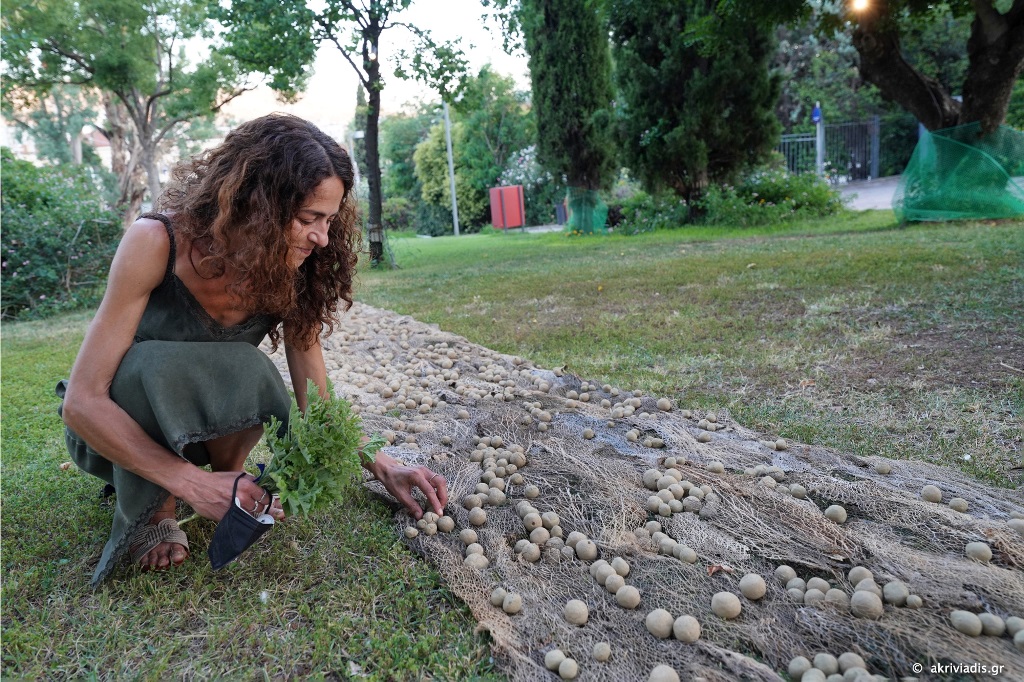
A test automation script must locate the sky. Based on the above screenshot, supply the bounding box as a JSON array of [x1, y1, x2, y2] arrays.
[[220, 0, 530, 142]]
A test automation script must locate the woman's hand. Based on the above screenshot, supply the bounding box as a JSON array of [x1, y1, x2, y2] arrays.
[[367, 451, 448, 519], [180, 470, 287, 523]]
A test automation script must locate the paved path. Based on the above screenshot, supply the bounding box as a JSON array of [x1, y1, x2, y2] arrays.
[[839, 175, 900, 210]]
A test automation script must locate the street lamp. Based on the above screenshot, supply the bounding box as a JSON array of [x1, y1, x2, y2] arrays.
[[442, 98, 460, 237]]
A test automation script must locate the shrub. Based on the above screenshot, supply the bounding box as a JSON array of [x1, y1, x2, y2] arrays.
[[1, 148, 122, 319], [382, 196, 416, 232], [613, 191, 691, 235], [699, 170, 846, 227]]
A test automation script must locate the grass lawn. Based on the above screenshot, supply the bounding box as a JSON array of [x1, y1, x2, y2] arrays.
[[2, 209, 1020, 680], [359, 211, 1022, 487], [1, 315, 497, 680]]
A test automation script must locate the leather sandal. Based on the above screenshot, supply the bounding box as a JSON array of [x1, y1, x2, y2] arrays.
[[129, 518, 190, 569]]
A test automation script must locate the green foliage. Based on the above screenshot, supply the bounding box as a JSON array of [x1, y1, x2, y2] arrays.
[[261, 379, 386, 517], [381, 110, 435, 202], [1007, 78, 1024, 131], [382, 196, 416, 232], [609, 0, 781, 201], [1, 149, 122, 319], [699, 169, 846, 227], [520, 0, 615, 190], [612, 191, 691, 234], [413, 123, 490, 233]]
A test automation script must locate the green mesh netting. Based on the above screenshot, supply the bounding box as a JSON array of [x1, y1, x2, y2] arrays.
[[893, 122, 1024, 222], [565, 187, 608, 234]]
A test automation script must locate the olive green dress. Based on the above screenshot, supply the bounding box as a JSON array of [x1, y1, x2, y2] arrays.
[[57, 213, 291, 586]]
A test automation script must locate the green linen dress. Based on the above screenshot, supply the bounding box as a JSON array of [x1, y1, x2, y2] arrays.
[[57, 213, 292, 586]]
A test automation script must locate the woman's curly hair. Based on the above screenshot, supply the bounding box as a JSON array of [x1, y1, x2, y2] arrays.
[[159, 113, 359, 351]]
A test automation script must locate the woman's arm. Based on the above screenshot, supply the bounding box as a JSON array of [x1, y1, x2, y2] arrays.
[[284, 337, 448, 519], [62, 219, 265, 522]]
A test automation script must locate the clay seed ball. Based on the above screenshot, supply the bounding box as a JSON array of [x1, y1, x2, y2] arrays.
[[458, 528, 478, 545], [589, 559, 609, 578], [824, 589, 850, 609], [604, 574, 625, 594], [1006, 616, 1024, 636], [711, 592, 742, 619], [566, 531, 586, 548], [646, 609, 674, 638], [787, 588, 806, 602], [790, 483, 807, 499], [657, 397, 672, 411], [854, 579, 882, 598], [813, 653, 839, 675], [436, 516, 455, 533], [949, 610, 982, 636], [874, 461, 892, 475], [558, 658, 578, 680], [739, 573, 767, 600], [521, 542, 541, 563], [787, 577, 807, 592], [545, 649, 566, 671], [803, 589, 826, 606], [404, 526, 419, 539], [882, 580, 909, 606], [921, 484, 943, 503], [463, 494, 483, 510], [542, 511, 560, 529], [1009, 518, 1024, 537], [616, 584, 641, 609], [948, 497, 969, 513], [824, 505, 848, 524], [648, 664, 681, 682], [575, 539, 598, 561], [524, 484, 540, 499], [643, 469, 662, 489], [707, 461, 725, 474], [800, 670, 826, 682], [849, 591, 884, 619], [672, 615, 701, 642], [464, 554, 489, 569], [490, 587, 507, 607], [465, 542, 484, 556], [965, 541, 992, 563], [1015, 630, 1024, 652], [847, 566, 873, 585], [502, 593, 522, 614], [806, 577, 830, 593], [595, 563, 616, 586], [592, 642, 611, 662], [905, 594, 923, 609], [788, 656, 812, 680], [468, 507, 487, 526], [775, 565, 798, 585], [530, 527, 551, 545], [837, 652, 866, 673], [611, 557, 631, 577], [564, 599, 589, 625], [645, 520, 662, 534], [979, 612, 1006, 636], [672, 544, 697, 563], [523, 512, 542, 531]]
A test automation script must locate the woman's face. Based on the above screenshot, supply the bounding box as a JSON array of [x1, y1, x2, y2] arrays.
[[288, 175, 346, 269]]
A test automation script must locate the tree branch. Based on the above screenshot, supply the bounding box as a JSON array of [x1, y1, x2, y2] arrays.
[[971, 0, 1007, 44], [317, 17, 371, 88]]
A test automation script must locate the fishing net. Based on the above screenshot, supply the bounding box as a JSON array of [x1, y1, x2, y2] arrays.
[[565, 187, 608, 234], [893, 122, 1024, 222], [265, 302, 1024, 681]]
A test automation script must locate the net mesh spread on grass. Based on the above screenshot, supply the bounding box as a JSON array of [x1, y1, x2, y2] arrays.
[[265, 303, 1024, 681], [894, 122, 1024, 222]]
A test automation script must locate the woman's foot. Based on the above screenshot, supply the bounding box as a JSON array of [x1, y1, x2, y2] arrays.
[[130, 497, 190, 571]]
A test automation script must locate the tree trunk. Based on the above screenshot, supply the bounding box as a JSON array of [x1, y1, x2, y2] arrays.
[[142, 142, 163, 209], [854, 0, 1024, 133], [366, 59, 385, 266], [961, 1, 1024, 134], [103, 95, 146, 229]]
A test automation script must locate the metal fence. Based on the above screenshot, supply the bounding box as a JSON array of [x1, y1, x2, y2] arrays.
[[777, 116, 881, 184]]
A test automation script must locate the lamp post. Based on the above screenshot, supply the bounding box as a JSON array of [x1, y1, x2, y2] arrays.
[[442, 100, 460, 236]]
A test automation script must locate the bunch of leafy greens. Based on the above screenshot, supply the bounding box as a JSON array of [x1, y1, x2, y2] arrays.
[[261, 380, 386, 517]]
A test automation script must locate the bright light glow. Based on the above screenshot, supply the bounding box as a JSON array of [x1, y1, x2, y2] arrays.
[[852, 0, 869, 10]]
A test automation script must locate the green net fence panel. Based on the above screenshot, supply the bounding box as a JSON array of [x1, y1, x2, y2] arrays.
[[566, 187, 608, 234], [893, 122, 1024, 222]]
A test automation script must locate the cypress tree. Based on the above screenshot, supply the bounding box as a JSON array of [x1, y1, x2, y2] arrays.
[[608, 0, 781, 203], [521, 0, 615, 192]]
